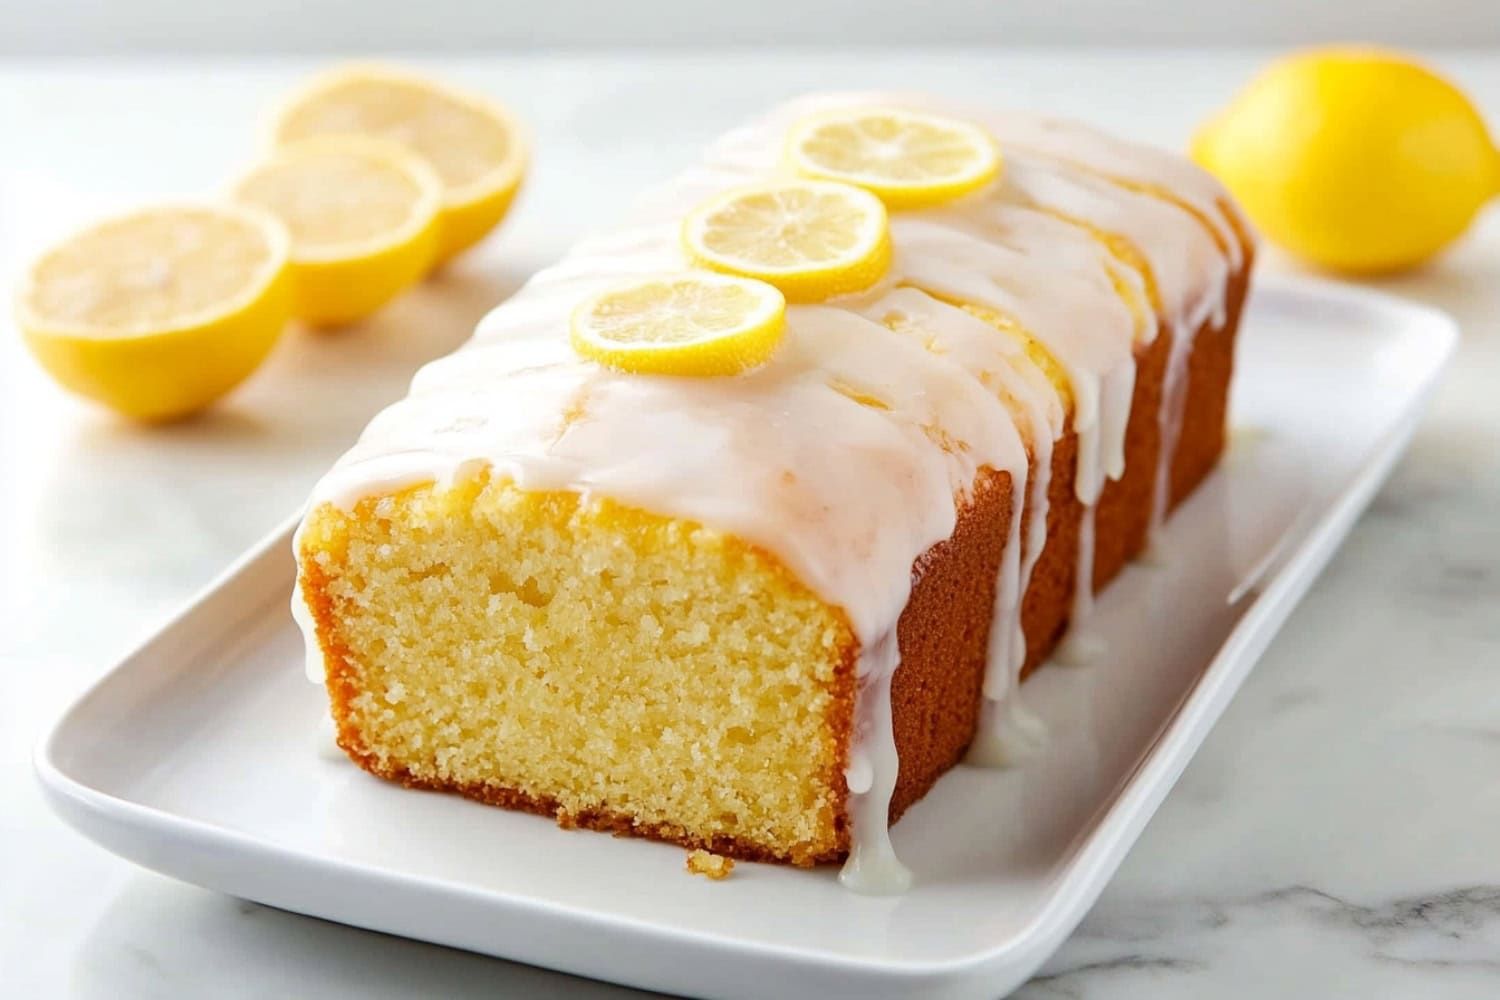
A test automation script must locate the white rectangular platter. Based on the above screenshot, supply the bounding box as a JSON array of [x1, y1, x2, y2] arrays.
[[38, 274, 1455, 1000]]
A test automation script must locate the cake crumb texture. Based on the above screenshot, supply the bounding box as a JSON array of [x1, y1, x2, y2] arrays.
[[298, 476, 857, 866], [686, 849, 735, 880]]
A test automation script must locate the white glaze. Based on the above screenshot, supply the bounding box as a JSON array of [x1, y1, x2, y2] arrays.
[[854, 287, 1058, 710], [978, 106, 1249, 271], [290, 578, 325, 684], [966, 694, 1049, 767], [292, 93, 1242, 893], [1057, 502, 1106, 666], [704, 91, 1249, 606], [839, 632, 913, 894]]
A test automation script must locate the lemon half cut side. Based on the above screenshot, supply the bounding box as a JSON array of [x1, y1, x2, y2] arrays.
[[16, 203, 292, 421], [233, 136, 442, 326], [270, 65, 529, 265]]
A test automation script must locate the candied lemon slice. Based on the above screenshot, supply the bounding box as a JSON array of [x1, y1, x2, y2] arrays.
[[681, 180, 891, 302], [786, 107, 1002, 209], [570, 273, 786, 377], [269, 64, 529, 264], [15, 204, 292, 421], [233, 136, 441, 327]]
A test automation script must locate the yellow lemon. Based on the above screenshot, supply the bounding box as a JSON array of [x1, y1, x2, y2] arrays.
[[1193, 48, 1499, 274], [785, 107, 1002, 209], [269, 65, 529, 265], [16, 204, 292, 421], [233, 136, 441, 327], [570, 273, 786, 377], [682, 179, 891, 302]]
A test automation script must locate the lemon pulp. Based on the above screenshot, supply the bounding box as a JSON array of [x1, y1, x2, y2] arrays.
[[16, 204, 292, 420], [234, 136, 441, 326], [271, 66, 529, 264]]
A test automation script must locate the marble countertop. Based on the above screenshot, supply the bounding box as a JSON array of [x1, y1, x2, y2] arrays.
[[2, 49, 1498, 999]]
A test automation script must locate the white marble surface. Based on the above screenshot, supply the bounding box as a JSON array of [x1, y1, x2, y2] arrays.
[[1, 49, 1497, 999]]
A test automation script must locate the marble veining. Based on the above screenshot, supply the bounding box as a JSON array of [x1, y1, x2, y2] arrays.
[[1022, 885, 1500, 998]]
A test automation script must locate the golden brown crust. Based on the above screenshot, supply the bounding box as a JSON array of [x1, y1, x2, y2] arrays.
[[1018, 426, 1083, 679], [887, 468, 1012, 822], [299, 557, 374, 768], [1169, 294, 1241, 508], [1092, 330, 1170, 589], [356, 750, 830, 867], [884, 254, 1253, 822]]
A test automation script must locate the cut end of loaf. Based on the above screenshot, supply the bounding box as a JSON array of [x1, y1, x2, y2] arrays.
[[297, 472, 857, 865]]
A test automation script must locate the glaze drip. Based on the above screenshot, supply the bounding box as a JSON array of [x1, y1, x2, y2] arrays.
[[839, 631, 913, 894]]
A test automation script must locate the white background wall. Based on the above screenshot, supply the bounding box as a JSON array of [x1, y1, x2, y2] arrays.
[[3, 0, 1500, 55]]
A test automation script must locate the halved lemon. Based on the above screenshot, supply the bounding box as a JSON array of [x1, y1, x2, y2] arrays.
[[786, 107, 1002, 209], [570, 273, 786, 377], [232, 136, 441, 327], [16, 204, 292, 421], [681, 180, 891, 302], [269, 65, 529, 265]]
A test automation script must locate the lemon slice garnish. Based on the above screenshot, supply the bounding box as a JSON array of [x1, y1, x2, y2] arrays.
[[570, 273, 786, 377], [681, 180, 892, 302], [15, 204, 292, 421], [269, 65, 529, 265], [233, 136, 442, 327], [786, 107, 1002, 209]]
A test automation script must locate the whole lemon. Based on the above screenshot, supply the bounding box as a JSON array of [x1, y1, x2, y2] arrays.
[[1193, 48, 1498, 274]]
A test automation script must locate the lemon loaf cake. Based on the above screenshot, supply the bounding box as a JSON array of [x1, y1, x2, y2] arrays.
[[294, 93, 1255, 892]]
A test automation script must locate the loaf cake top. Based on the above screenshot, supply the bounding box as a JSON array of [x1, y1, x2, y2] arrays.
[[306, 91, 1244, 624]]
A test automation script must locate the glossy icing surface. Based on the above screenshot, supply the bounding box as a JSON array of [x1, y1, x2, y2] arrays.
[[295, 92, 1248, 893]]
